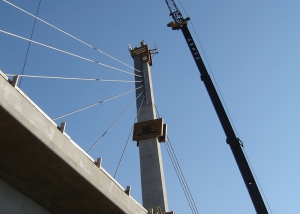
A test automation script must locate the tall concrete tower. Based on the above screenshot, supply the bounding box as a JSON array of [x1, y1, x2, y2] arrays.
[[130, 42, 168, 212]]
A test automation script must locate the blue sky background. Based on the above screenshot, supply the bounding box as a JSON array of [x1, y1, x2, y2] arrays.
[[1, 0, 299, 213]]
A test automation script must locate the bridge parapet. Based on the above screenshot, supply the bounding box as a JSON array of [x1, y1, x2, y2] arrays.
[[0, 70, 147, 214]]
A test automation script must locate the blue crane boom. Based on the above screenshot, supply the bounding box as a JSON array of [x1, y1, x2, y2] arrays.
[[164, 0, 268, 213]]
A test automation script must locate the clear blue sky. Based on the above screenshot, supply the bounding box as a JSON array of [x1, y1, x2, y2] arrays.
[[1, 0, 299, 213]]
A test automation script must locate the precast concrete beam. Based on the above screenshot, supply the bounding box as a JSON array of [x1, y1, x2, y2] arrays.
[[0, 70, 147, 214]]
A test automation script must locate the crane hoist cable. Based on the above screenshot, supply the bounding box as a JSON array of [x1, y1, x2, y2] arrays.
[[19, 0, 42, 88], [163, 0, 269, 213]]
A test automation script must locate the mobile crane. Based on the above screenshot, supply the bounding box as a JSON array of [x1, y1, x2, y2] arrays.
[[164, 0, 268, 213]]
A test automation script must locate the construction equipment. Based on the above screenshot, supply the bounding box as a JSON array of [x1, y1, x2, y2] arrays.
[[157, 206, 164, 214], [163, 0, 268, 213], [157, 206, 175, 214]]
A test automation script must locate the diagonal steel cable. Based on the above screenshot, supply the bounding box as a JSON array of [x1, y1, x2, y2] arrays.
[[165, 137, 199, 214], [0, 30, 141, 77], [87, 91, 144, 153], [3, 0, 141, 74], [156, 106, 199, 214], [113, 97, 145, 178], [19, 0, 42, 88], [6, 74, 141, 82], [52, 86, 143, 120], [164, 140, 197, 214]]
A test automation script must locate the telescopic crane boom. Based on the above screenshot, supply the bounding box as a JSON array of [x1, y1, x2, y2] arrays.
[[164, 0, 268, 213]]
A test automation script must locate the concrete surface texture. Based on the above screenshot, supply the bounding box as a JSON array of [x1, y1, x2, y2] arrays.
[[0, 178, 51, 214], [0, 70, 147, 214], [133, 52, 169, 212]]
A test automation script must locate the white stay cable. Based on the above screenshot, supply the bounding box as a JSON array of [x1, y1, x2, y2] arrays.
[[87, 91, 144, 153], [113, 97, 145, 178], [0, 30, 141, 77], [5, 74, 141, 83], [3, 0, 141, 73], [52, 86, 143, 120]]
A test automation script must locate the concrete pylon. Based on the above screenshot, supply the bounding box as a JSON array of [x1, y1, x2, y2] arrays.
[[130, 43, 168, 212]]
